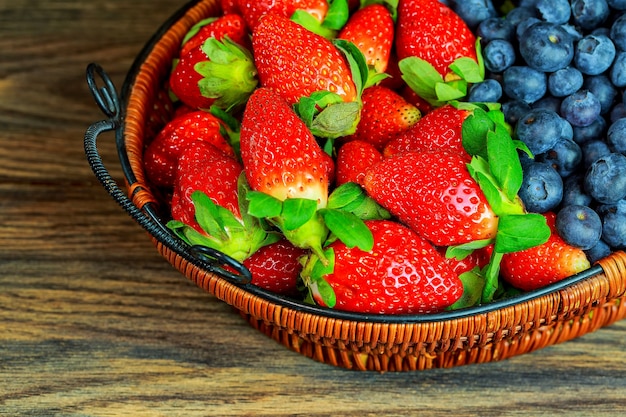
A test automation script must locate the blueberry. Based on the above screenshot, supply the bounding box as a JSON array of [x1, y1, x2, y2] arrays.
[[453, 0, 497, 30], [519, 22, 575, 72], [503, 66, 547, 103], [519, 162, 564, 212], [560, 90, 602, 127], [516, 17, 542, 39], [572, 116, 607, 145], [574, 34, 616, 75], [537, 138, 583, 177], [570, 0, 610, 31], [468, 79, 503, 103], [582, 75, 618, 115], [549, 67, 584, 97], [560, 23, 584, 42], [555, 205, 603, 250], [581, 140, 612, 168], [562, 174, 594, 206], [558, 116, 575, 141], [532, 96, 562, 113], [606, 117, 626, 154], [536, 0, 571, 24], [502, 100, 532, 125], [477, 17, 515, 42], [506, 6, 538, 27], [584, 239, 612, 263], [610, 103, 626, 122], [584, 152, 626, 203], [607, 0, 626, 10], [483, 39, 517, 73], [610, 14, 626, 50], [601, 200, 626, 249], [515, 108, 564, 155], [610, 52, 626, 87]]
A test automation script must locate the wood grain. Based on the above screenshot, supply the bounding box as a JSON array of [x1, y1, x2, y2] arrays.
[[1, 1, 625, 416]]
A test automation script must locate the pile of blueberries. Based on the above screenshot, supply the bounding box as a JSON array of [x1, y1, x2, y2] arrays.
[[443, 0, 626, 262]]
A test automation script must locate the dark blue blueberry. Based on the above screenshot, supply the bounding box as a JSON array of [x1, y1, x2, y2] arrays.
[[515, 108, 564, 155], [610, 52, 626, 87], [483, 39, 517, 73], [502, 100, 532, 125], [503, 66, 547, 103], [477, 17, 515, 42], [555, 205, 603, 250], [505, 6, 538, 27], [574, 34, 616, 75], [549, 67, 584, 97], [560, 90, 602, 127], [453, 0, 497, 30], [582, 75, 618, 115], [560, 24, 584, 42], [610, 14, 626, 50], [584, 152, 626, 203], [572, 116, 607, 144], [537, 138, 583, 177], [607, 0, 626, 10], [519, 22, 575, 72], [558, 116, 575, 141], [582, 140, 612, 168], [570, 0, 610, 31], [584, 239, 612, 263], [601, 200, 626, 249], [606, 117, 626, 154], [562, 174, 594, 206], [468, 79, 503, 103], [536, 0, 571, 24], [610, 103, 626, 122], [516, 17, 542, 40], [518, 162, 564, 212], [532, 96, 562, 113]]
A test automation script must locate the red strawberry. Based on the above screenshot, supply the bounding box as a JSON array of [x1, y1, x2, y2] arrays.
[[383, 104, 471, 157], [337, 4, 394, 74], [240, 87, 334, 258], [348, 85, 421, 151], [362, 150, 498, 246], [335, 140, 383, 186], [244, 239, 307, 296], [220, 0, 241, 15], [180, 14, 251, 57], [303, 219, 463, 314], [500, 212, 591, 291], [143, 110, 235, 188], [168, 140, 279, 262], [237, 0, 328, 31], [252, 14, 357, 106], [169, 21, 257, 111]]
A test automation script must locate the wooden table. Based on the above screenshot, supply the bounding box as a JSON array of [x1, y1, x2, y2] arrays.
[[1, 1, 625, 415]]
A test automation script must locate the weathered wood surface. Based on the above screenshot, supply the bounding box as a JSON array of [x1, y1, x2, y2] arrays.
[[1, 1, 625, 415]]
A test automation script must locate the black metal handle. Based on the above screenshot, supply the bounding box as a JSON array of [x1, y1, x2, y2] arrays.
[[83, 63, 252, 285]]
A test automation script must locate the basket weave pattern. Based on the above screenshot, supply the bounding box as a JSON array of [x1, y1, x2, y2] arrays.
[[122, 0, 626, 371]]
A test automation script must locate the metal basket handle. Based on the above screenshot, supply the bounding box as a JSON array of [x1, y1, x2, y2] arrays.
[[83, 63, 252, 285]]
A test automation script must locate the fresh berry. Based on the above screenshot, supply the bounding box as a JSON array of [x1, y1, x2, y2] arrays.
[[237, 0, 328, 31], [502, 65, 547, 104], [536, 0, 571, 24], [518, 22, 575, 72], [555, 204, 602, 250], [574, 33, 616, 76], [302, 219, 463, 314], [560, 89, 602, 127], [335, 140, 383, 186], [600, 200, 626, 249], [518, 161, 564, 213], [363, 150, 498, 246], [179, 13, 251, 57], [584, 152, 626, 204], [500, 212, 590, 291], [244, 239, 307, 296], [514, 108, 564, 155], [452, 0, 497, 31], [570, 0, 610, 31], [536, 138, 583, 178], [548, 67, 584, 97], [468, 79, 503, 103]]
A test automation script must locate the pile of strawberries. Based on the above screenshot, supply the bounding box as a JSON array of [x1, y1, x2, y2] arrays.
[[142, 0, 591, 315]]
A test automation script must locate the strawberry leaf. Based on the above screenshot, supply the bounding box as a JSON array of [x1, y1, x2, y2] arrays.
[[462, 107, 494, 159], [360, 0, 399, 21], [308, 248, 337, 308], [482, 251, 503, 303], [487, 124, 523, 201], [323, 0, 350, 30], [319, 208, 374, 251], [494, 214, 550, 254], [328, 182, 391, 220], [333, 38, 369, 97], [399, 56, 444, 106], [181, 17, 218, 46], [291, 10, 337, 39], [447, 267, 485, 310], [192, 191, 231, 240], [281, 198, 318, 231], [246, 191, 283, 218], [327, 182, 364, 209], [309, 100, 361, 138], [434, 80, 467, 103], [446, 239, 493, 260], [449, 57, 484, 84]]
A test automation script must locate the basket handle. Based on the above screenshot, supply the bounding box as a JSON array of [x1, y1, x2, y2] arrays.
[[83, 63, 252, 286]]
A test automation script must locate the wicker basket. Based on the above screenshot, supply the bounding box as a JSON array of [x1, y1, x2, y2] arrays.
[[84, 0, 626, 372]]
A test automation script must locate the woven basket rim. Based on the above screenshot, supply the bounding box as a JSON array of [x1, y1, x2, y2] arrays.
[[116, 0, 626, 326]]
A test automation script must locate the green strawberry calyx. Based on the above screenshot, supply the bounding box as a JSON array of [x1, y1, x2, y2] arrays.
[[290, 0, 350, 40], [447, 102, 551, 304], [399, 38, 485, 108], [194, 37, 258, 112], [181, 17, 219, 46]]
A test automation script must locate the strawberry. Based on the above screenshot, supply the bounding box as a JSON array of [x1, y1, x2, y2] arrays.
[[395, 0, 483, 106], [220, 0, 240, 15], [169, 21, 257, 111], [335, 140, 383, 186], [337, 4, 394, 74], [167, 140, 279, 262], [301, 219, 463, 314], [252, 14, 356, 106], [244, 239, 307, 296], [179, 14, 251, 58], [362, 149, 498, 246], [383, 103, 470, 157], [143, 110, 236, 188], [500, 212, 591, 291], [348, 85, 421, 151], [237, 0, 328, 31]]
